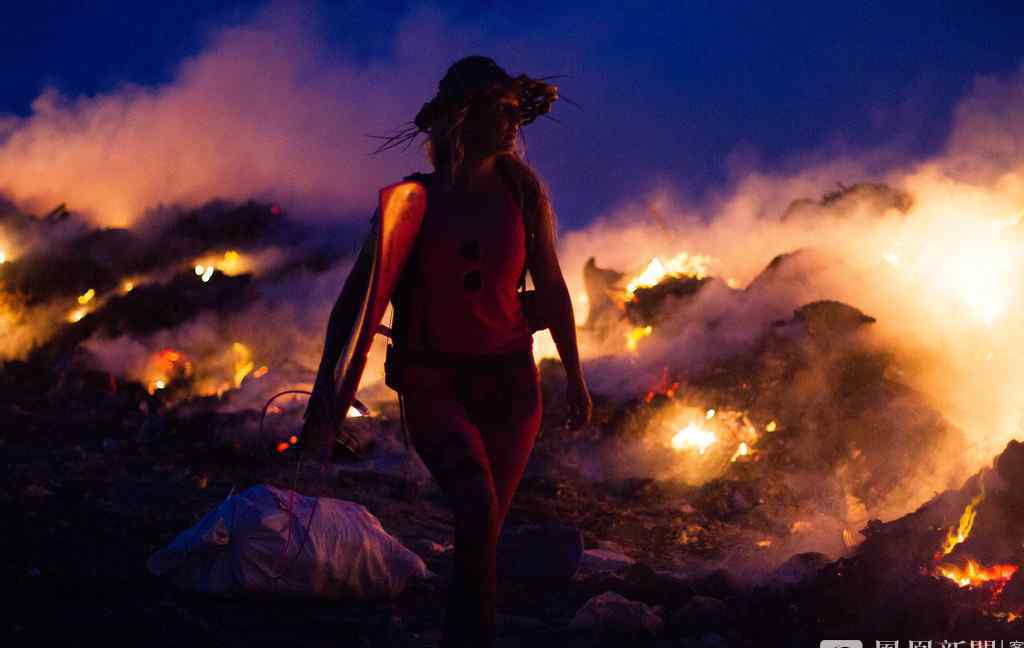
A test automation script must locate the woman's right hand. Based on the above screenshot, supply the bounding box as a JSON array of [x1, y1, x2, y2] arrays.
[[565, 373, 592, 431]]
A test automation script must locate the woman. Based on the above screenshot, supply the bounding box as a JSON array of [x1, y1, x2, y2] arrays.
[[310, 56, 591, 648]]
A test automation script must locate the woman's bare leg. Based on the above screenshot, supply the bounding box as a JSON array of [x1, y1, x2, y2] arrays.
[[404, 375, 502, 648]]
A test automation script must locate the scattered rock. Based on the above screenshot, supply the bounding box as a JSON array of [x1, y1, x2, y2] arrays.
[[497, 521, 583, 583], [570, 590, 664, 638], [597, 539, 631, 554], [581, 548, 636, 572], [672, 595, 731, 632], [767, 551, 831, 588]]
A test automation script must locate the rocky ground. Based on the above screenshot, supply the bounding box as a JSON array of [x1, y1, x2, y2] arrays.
[[7, 354, 1024, 648]]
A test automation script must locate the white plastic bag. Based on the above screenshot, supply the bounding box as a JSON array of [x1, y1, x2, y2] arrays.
[[148, 484, 428, 599]]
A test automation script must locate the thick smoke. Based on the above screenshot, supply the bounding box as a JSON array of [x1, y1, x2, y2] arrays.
[[562, 64, 1024, 526], [0, 4, 464, 227]]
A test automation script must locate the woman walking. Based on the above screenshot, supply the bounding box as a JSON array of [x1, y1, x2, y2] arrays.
[[309, 56, 591, 648]]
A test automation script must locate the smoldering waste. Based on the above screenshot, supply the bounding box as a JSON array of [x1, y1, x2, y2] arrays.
[[5, 184, 1024, 645]]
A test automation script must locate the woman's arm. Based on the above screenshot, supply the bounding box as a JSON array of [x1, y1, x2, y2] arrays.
[[528, 198, 592, 429], [302, 214, 378, 449]]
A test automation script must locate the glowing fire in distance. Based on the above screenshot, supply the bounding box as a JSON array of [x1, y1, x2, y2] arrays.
[[624, 252, 715, 299]]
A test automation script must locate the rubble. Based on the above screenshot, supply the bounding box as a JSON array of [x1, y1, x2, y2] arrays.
[[5, 188, 1023, 645], [766, 551, 832, 588], [671, 595, 732, 634], [569, 590, 664, 639], [580, 547, 637, 572]]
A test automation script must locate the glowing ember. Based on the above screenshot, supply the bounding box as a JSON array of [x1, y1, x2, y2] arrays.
[[122, 280, 135, 293], [347, 405, 364, 418], [625, 325, 652, 351], [790, 520, 812, 534], [671, 422, 717, 455], [67, 308, 87, 323], [289, 435, 298, 445], [194, 250, 247, 282], [756, 539, 772, 548], [146, 348, 191, 395], [765, 420, 777, 432], [624, 251, 714, 298], [159, 349, 182, 363], [276, 442, 290, 453], [253, 365, 269, 379], [842, 528, 856, 548], [730, 442, 750, 462], [705, 408, 716, 420], [221, 250, 241, 272], [937, 559, 1018, 589], [232, 342, 254, 387], [77, 288, 95, 305]]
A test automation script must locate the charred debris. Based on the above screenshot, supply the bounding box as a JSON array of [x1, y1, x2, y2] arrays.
[[5, 184, 1021, 645]]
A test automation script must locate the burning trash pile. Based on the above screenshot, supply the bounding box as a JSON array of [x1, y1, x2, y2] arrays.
[[0, 198, 381, 455], [790, 438, 1024, 638], [7, 175, 1024, 644], [544, 186, 966, 534]]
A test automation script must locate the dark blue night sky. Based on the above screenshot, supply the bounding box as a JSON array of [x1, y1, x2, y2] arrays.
[[2, 1, 1023, 229]]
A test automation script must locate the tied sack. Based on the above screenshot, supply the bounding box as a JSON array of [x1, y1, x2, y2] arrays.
[[147, 484, 428, 599]]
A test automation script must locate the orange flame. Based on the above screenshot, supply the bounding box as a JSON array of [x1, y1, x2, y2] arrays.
[[231, 342, 254, 387], [147, 347, 192, 394], [625, 325, 653, 352], [937, 559, 1017, 589], [624, 252, 714, 298], [671, 421, 717, 455], [930, 473, 1021, 596], [938, 489, 985, 558]]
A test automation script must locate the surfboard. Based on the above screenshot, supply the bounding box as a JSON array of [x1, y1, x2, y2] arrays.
[[302, 180, 427, 460]]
